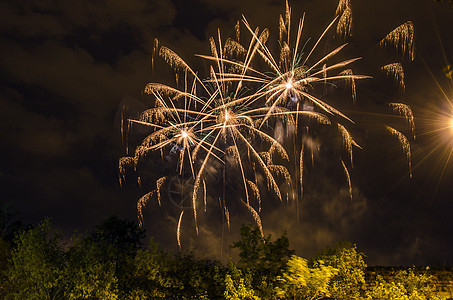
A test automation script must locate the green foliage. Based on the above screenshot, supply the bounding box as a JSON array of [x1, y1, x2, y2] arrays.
[[366, 268, 443, 300], [0, 237, 11, 298], [232, 225, 294, 274], [87, 215, 146, 298], [315, 241, 367, 299], [231, 224, 295, 298], [130, 239, 225, 299], [443, 64, 452, 79], [224, 263, 260, 300], [275, 255, 338, 299], [64, 235, 119, 299], [6, 219, 65, 300], [1, 219, 449, 299]]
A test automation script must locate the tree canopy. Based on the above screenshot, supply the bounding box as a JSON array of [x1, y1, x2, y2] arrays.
[[0, 218, 449, 299]]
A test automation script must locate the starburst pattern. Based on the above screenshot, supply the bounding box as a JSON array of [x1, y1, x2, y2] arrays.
[[119, 0, 417, 248]]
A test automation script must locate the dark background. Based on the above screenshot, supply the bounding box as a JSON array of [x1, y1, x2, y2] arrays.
[[1, 0, 452, 266]]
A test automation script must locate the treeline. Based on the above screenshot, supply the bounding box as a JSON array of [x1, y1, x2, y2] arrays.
[[0, 214, 449, 299]]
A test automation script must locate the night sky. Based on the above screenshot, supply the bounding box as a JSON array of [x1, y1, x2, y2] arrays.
[[1, 0, 453, 266]]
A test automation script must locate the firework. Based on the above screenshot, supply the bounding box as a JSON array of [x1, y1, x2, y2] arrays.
[[119, 0, 416, 249]]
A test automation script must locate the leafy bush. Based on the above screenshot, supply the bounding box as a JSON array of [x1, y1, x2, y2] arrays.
[[366, 268, 443, 300], [6, 219, 65, 300], [315, 242, 367, 299], [275, 255, 338, 299]]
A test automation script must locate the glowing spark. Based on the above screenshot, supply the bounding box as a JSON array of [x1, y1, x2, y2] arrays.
[[224, 110, 230, 122], [285, 81, 293, 89]]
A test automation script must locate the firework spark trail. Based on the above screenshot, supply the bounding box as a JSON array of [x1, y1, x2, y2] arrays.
[[386, 125, 413, 178], [337, 6, 353, 39], [235, 129, 283, 201], [241, 198, 264, 238], [389, 103, 416, 139], [177, 210, 184, 250], [118, 157, 134, 187], [299, 145, 304, 210], [338, 124, 361, 167], [340, 69, 357, 104], [340, 159, 353, 201], [336, 0, 351, 15], [137, 190, 156, 227], [155, 177, 166, 206], [380, 21, 415, 61], [202, 179, 207, 212], [246, 179, 261, 212], [192, 130, 223, 235], [381, 63, 405, 91]]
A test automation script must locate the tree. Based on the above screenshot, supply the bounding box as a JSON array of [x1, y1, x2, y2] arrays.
[[64, 235, 119, 299], [130, 239, 226, 299], [0, 237, 10, 298], [231, 224, 295, 298], [127, 238, 169, 299], [315, 242, 367, 299], [224, 263, 259, 300], [275, 255, 338, 300], [0, 201, 24, 242], [87, 215, 146, 297], [6, 219, 65, 299]]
